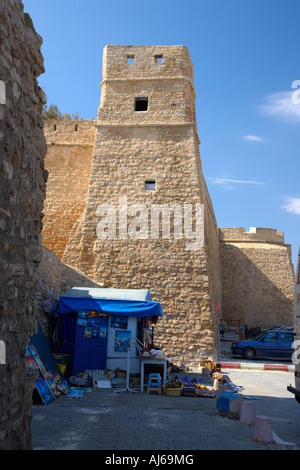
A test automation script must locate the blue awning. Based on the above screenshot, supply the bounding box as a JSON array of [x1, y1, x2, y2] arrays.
[[58, 287, 163, 318]]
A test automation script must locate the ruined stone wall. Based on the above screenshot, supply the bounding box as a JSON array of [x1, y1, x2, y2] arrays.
[[219, 227, 295, 328], [42, 120, 96, 259], [62, 45, 222, 366], [0, 0, 47, 449]]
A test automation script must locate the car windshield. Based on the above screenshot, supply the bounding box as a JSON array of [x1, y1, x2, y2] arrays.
[[253, 332, 267, 340]]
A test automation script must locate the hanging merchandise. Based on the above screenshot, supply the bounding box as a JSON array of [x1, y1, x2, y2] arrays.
[[143, 319, 150, 349], [43, 288, 53, 313]]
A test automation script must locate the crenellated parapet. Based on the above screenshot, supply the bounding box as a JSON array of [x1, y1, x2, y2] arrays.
[[219, 227, 285, 245]]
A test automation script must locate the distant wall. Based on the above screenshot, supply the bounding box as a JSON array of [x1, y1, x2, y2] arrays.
[[219, 227, 295, 328]]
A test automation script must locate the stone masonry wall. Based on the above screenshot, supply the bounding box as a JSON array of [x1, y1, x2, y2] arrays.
[[0, 0, 47, 449], [42, 120, 96, 258], [219, 227, 295, 328]]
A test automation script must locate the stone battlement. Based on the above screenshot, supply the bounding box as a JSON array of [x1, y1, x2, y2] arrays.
[[219, 227, 285, 245], [44, 119, 96, 146]]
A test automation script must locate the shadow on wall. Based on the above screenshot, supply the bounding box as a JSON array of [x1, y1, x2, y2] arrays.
[[220, 244, 294, 328], [34, 246, 100, 339]]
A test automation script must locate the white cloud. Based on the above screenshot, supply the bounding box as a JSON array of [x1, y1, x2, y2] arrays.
[[282, 197, 300, 215], [244, 134, 264, 142], [258, 90, 300, 123], [206, 176, 264, 190]]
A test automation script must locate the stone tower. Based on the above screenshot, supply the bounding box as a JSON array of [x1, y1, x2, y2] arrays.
[[63, 45, 222, 365]]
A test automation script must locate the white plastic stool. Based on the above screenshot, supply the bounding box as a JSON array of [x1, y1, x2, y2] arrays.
[[240, 401, 256, 425], [253, 415, 273, 444]]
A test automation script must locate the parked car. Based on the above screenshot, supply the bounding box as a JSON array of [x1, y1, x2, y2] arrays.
[[231, 330, 295, 360]]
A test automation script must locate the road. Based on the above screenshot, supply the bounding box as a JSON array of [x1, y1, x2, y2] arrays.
[[220, 365, 300, 448]]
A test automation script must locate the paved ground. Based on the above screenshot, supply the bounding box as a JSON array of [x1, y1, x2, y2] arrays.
[[31, 377, 268, 451], [31, 361, 300, 452], [31, 333, 299, 452]]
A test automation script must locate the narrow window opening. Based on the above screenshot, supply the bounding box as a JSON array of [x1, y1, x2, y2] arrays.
[[155, 55, 163, 63], [135, 97, 148, 112], [53, 124, 57, 131], [75, 125, 78, 131], [127, 54, 135, 64], [145, 180, 155, 191]]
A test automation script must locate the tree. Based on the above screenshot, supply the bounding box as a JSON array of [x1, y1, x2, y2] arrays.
[[62, 111, 83, 120], [42, 104, 63, 120], [42, 104, 83, 121]]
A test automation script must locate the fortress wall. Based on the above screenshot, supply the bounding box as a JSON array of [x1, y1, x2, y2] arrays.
[[42, 121, 96, 258], [219, 227, 295, 328]]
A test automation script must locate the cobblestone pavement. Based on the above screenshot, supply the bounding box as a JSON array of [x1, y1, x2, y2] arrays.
[[31, 369, 290, 452]]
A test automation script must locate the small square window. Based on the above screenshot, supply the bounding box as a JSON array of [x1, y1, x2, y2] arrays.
[[145, 180, 155, 191], [155, 55, 163, 63], [135, 97, 148, 112], [127, 54, 135, 64]]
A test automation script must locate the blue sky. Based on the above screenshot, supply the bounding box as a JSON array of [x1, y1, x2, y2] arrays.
[[23, 0, 300, 269]]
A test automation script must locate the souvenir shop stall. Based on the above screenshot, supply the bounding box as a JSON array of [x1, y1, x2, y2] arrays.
[[55, 287, 164, 379], [26, 287, 247, 404]]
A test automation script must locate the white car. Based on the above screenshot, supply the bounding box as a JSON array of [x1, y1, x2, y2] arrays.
[[263, 325, 294, 332]]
